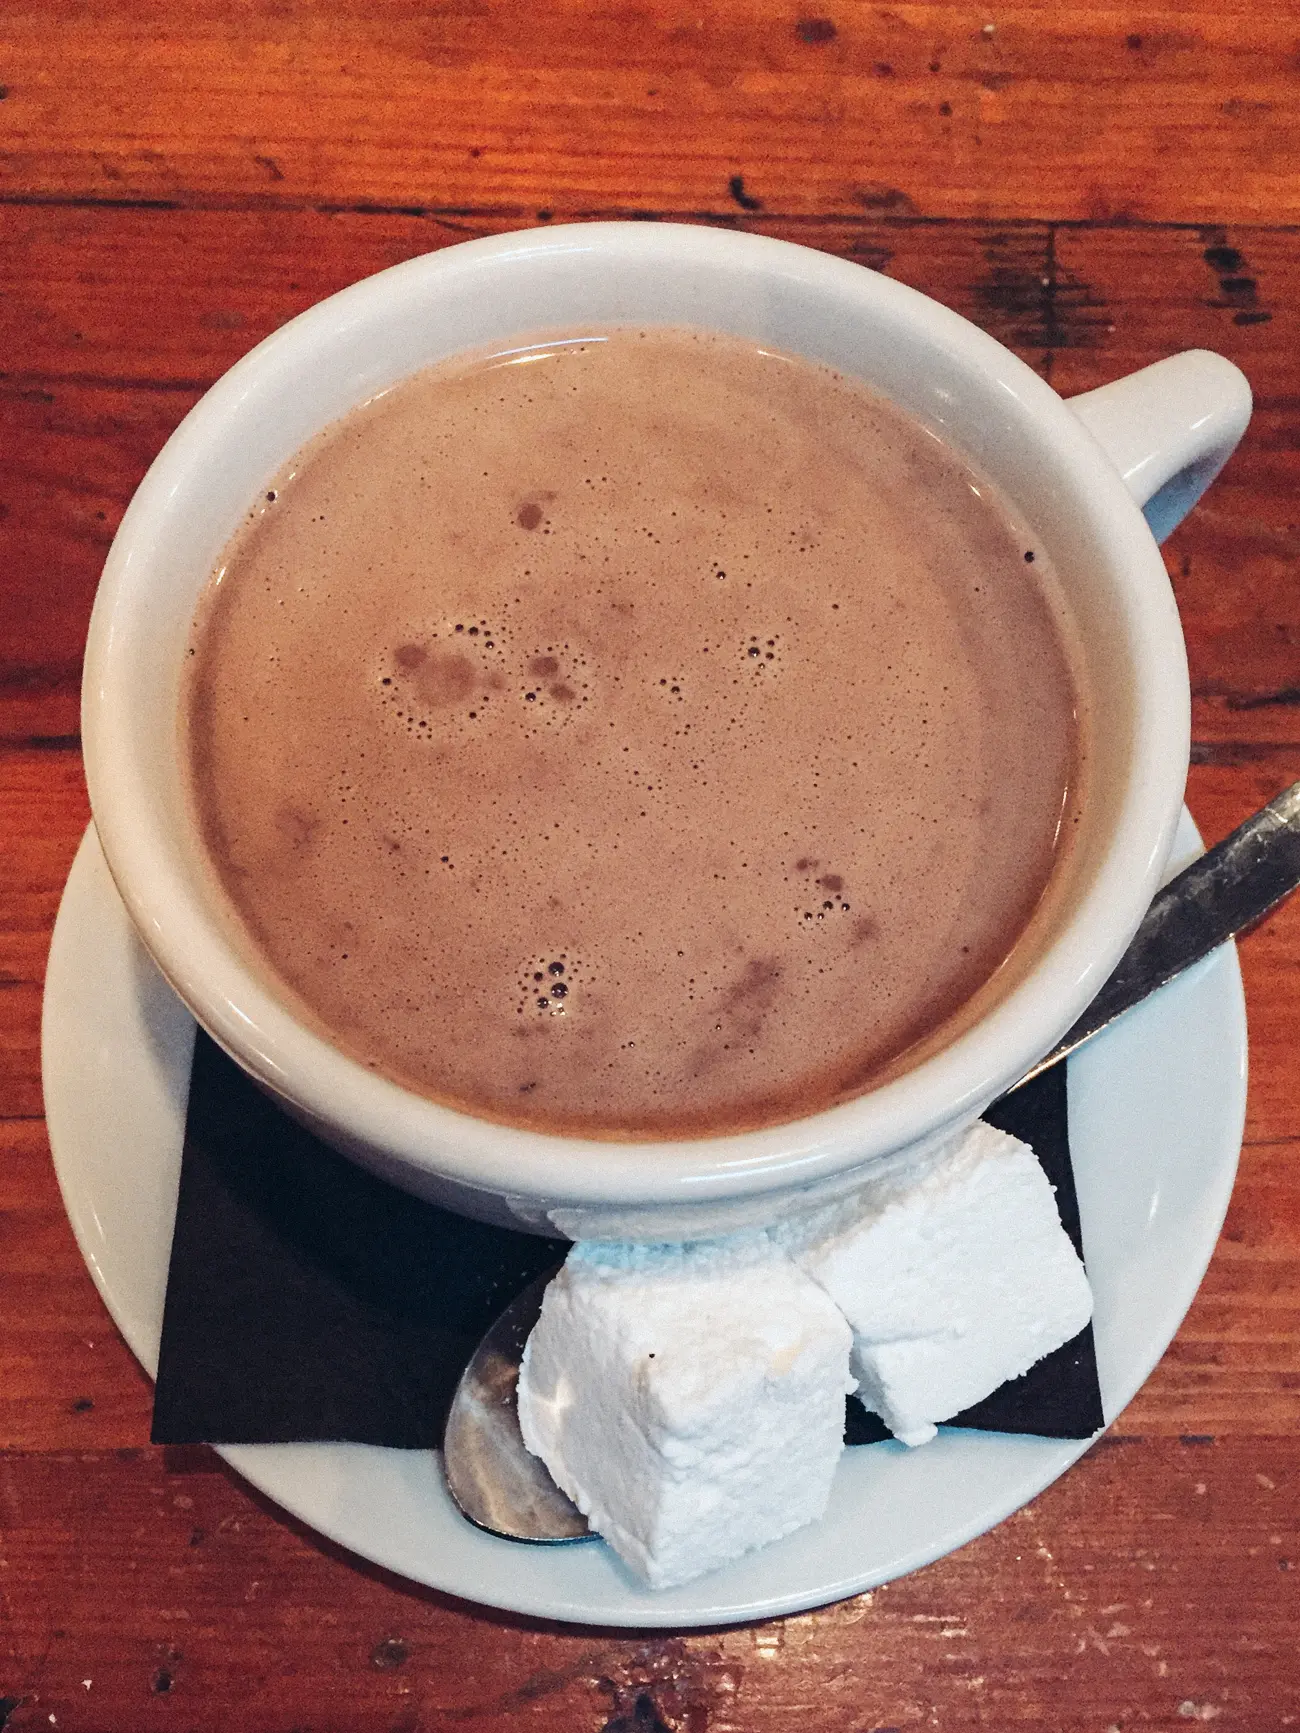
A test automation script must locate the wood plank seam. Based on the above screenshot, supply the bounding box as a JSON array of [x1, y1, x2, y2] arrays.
[[5, 191, 1300, 235]]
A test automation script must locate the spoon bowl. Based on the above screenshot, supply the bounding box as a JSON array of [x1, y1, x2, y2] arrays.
[[444, 1269, 592, 1542]]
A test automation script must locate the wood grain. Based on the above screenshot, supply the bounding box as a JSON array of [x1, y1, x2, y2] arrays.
[[3, 2, 1300, 1720], [0, 750, 87, 1117], [3, 209, 1298, 741], [0, 1437, 1295, 1731], [0, 382, 197, 742], [7, 205, 1296, 392], [0, 1120, 153, 1449], [2, 3, 1298, 223]]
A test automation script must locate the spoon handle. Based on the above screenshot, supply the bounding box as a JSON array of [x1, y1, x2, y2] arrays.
[[1017, 779, 1300, 1087]]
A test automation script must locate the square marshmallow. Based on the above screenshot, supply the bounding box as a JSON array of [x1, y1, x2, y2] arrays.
[[516, 1231, 853, 1589], [778, 1120, 1093, 1445]]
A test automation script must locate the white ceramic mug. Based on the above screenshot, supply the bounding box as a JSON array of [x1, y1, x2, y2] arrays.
[[81, 222, 1250, 1240]]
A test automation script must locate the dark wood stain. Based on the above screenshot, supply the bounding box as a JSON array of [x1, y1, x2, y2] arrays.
[[594, 1641, 734, 1733], [727, 173, 763, 211], [971, 228, 1109, 375], [1200, 227, 1273, 325], [854, 184, 918, 214], [794, 17, 836, 44], [847, 236, 893, 271], [600, 1692, 674, 1733]]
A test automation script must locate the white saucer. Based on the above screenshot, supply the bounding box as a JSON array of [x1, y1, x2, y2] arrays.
[[42, 816, 1246, 1629]]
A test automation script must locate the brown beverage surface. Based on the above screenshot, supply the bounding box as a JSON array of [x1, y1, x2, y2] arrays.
[[185, 328, 1084, 1137]]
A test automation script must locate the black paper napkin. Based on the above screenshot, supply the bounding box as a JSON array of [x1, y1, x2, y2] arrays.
[[152, 1032, 1103, 1448]]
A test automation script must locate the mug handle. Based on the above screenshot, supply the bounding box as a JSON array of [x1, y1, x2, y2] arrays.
[[1067, 350, 1252, 543]]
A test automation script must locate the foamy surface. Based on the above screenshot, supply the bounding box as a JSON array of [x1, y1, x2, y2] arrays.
[[185, 328, 1082, 1136]]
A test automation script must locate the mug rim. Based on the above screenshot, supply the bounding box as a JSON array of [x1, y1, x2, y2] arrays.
[[82, 221, 1190, 1210]]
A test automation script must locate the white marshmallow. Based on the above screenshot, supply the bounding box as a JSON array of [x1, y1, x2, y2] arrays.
[[516, 1231, 853, 1589], [778, 1120, 1093, 1446]]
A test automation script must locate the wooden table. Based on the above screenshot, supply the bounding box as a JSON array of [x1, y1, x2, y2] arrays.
[[3, 5, 1298, 1725]]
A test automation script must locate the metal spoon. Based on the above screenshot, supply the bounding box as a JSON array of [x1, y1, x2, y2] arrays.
[[443, 1268, 587, 1541], [443, 781, 1300, 1543], [1016, 776, 1300, 1085]]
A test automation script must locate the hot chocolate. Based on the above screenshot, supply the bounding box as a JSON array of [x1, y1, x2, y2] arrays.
[[183, 327, 1086, 1137]]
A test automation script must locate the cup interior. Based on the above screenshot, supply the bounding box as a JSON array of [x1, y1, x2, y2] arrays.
[[82, 223, 1189, 1220]]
